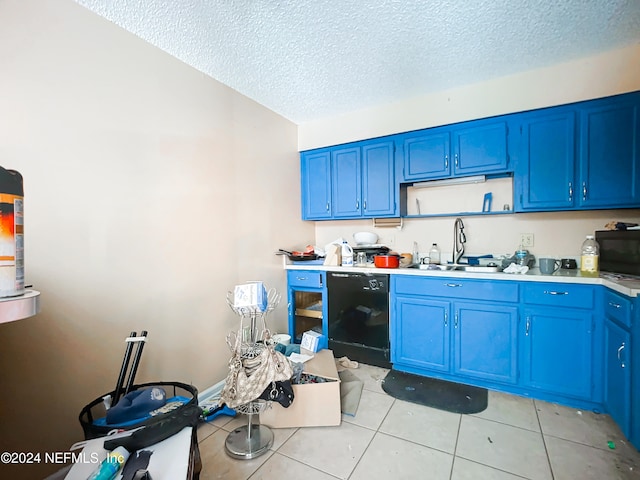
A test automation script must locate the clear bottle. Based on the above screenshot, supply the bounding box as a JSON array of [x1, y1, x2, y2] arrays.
[[580, 234, 599, 276], [428, 243, 441, 264], [515, 242, 528, 266]]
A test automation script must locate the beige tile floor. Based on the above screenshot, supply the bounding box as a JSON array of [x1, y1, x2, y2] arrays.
[[197, 364, 640, 479]]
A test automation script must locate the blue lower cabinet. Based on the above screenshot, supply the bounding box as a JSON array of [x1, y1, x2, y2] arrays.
[[392, 292, 518, 385], [454, 302, 519, 384], [604, 318, 631, 439], [521, 306, 594, 400], [287, 270, 327, 347], [392, 296, 450, 372]]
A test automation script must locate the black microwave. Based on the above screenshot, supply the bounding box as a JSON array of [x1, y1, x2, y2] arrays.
[[595, 230, 640, 276]]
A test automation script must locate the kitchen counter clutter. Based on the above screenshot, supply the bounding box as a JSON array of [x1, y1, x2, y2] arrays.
[[284, 264, 640, 452], [285, 263, 640, 296]]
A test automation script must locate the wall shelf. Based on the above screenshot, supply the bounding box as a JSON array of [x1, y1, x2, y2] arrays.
[[402, 211, 514, 219], [0, 290, 41, 325]]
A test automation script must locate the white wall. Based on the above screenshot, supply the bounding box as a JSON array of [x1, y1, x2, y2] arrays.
[[314, 210, 640, 263], [300, 43, 640, 262], [298, 43, 640, 150], [0, 1, 312, 477]]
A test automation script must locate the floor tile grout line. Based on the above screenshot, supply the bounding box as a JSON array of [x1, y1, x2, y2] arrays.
[[452, 454, 533, 480], [345, 423, 382, 479], [344, 395, 399, 480], [533, 399, 556, 480], [249, 450, 343, 480], [374, 429, 458, 458], [448, 413, 463, 480], [468, 413, 545, 435], [452, 412, 535, 480]]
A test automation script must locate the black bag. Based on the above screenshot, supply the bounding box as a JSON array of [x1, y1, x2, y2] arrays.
[[103, 404, 201, 451], [258, 380, 294, 408]]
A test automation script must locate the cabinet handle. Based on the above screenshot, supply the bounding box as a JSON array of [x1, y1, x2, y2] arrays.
[[444, 155, 448, 169], [445, 283, 463, 287], [618, 343, 626, 368], [363, 200, 367, 210], [525, 317, 531, 336], [356, 199, 359, 209], [582, 182, 587, 200], [608, 301, 621, 309], [444, 311, 448, 327], [543, 290, 568, 295], [454, 311, 458, 328], [296, 277, 307, 281], [568, 182, 573, 201], [455, 154, 459, 167], [326, 202, 330, 211]]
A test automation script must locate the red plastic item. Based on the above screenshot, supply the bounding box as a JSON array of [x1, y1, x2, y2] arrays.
[[373, 255, 400, 268]]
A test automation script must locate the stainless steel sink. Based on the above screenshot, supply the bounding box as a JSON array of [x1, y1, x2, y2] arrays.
[[407, 264, 503, 273]]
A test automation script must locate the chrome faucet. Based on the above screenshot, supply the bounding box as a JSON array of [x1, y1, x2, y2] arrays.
[[452, 218, 466, 265]]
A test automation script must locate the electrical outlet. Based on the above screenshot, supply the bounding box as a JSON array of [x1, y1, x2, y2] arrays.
[[520, 233, 534, 247]]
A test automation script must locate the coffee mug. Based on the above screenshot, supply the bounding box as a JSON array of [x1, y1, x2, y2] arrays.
[[539, 258, 561, 275], [561, 258, 577, 269]]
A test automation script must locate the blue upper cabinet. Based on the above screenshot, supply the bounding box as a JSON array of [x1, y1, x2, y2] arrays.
[[402, 128, 450, 180], [301, 149, 332, 219], [361, 140, 396, 216], [578, 97, 640, 208], [452, 120, 508, 176], [332, 147, 361, 218], [515, 92, 640, 212], [515, 110, 576, 211], [303, 91, 640, 219], [401, 118, 510, 182], [301, 139, 397, 220]]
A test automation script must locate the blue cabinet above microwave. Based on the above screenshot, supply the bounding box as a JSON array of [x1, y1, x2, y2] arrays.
[[513, 92, 640, 213]]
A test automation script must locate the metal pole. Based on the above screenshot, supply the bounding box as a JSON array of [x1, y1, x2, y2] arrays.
[[113, 331, 136, 406]]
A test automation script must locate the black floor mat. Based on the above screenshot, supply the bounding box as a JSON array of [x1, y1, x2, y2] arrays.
[[382, 369, 488, 414]]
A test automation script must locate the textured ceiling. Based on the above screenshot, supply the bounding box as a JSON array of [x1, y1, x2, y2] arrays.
[[75, 0, 640, 124]]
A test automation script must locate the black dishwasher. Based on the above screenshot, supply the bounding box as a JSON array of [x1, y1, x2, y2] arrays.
[[327, 272, 390, 369]]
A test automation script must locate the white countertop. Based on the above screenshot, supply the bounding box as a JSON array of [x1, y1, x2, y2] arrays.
[[285, 264, 640, 297]]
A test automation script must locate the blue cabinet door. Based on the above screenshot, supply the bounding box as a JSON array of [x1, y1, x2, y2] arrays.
[[454, 302, 519, 384], [332, 147, 361, 218], [579, 99, 640, 208], [301, 150, 332, 219], [392, 296, 451, 372], [362, 140, 396, 216], [516, 111, 576, 211], [402, 130, 450, 181], [522, 307, 593, 400], [452, 120, 508, 176], [287, 270, 328, 348], [604, 319, 631, 438]]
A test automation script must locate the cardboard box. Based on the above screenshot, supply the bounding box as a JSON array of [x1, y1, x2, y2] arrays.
[[300, 330, 323, 352], [260, 349, 341, 428]]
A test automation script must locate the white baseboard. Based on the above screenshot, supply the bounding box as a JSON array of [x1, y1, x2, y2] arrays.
[[198, 379, 225, 405]]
